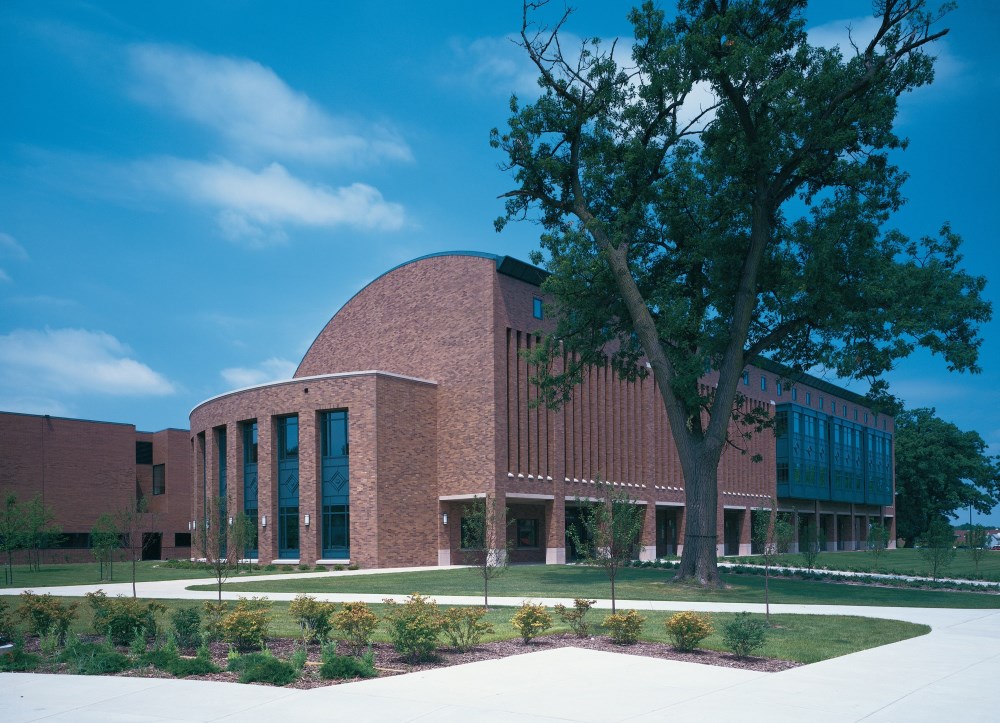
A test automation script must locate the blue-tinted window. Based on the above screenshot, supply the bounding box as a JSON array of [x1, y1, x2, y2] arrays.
[[791, 387, 797, 401], [279, 415, 298, 460], [152, 464, 165, 496], [742, 371, 749, 385], [776, 381, 783, 396], [532, 297, 543, 320], [819, 396, 824, 410], [761, 376, 767, 391], [516, 519, 539, 548], [806, 391, 811, 405]]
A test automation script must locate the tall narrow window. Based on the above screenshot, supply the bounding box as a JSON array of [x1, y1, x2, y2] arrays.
[[321, 410, 350, 559], [805, 391, 811, 405], [532, 297, 544, 320], [776, 381, 783, 396], [277, 415, 300, 559], [217, 427, 227, 557], [152, 464, 165, 495], [760, 376, 767, 391], [742, 371, 749, 385], [242, 421, 259, 558]]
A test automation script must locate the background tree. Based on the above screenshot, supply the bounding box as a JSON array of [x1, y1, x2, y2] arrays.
[[494, 0, 989, 587], [751, 504, 794, 624], [0, 493, 25, 585], [965, 524, 989, 577], [460, 495, 511, 609], [22, 495, 61, 572], [866, 522, 891, 572], [567, 480, 645, 613], [799, 518, 825, 571], [90, 513, 121, 581], [894, 408, 999, 546], [115, 492, 155, 598], [917, 519, 956, 580], [228, 511, 254, 575]]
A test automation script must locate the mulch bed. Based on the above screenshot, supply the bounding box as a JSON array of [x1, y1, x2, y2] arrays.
[[19, 634, 797, 689]]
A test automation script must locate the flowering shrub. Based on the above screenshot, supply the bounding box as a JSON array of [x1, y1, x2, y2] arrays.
[[18, 592, 78, 644], [510, 602, 552, 644], [289, 594, 335, 644], [722, 612, 768, 658], [554, 598, 596, 637], [332, 602, 379, 655], [602, 610, 645, 645], [382, 593, 443, 663], [665, 611, 713, 652], [221, 597, 271, 652], [441, 607, 494, 652]]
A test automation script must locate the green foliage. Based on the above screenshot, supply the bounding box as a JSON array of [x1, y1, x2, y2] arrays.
[[666, 611, 714, 652], [895, 409, 1000, 546], [0, 637, 41, 672], [510, 602, 552, 644], [90, 513, 120, 581], [87, 591, 163, 646], [799, 520, 825, 571], [918, 520, 957, 580], [227, 650, 298, 686], [0, 597, 15, 644], [460, 495, 511, 608], [752, 507, 795, 622], [129, 627, 148, 656], [201, 600, 229, 642], [221, 597, 271, 652], [567, 481, 645, 612], [59, 638, 132, 675], [319, 641, 378, 680], [382, 593, 443, 663], [554, 598, 596, 637], [602, 610, 645, 645], [141, 643, 220, 677], [493, 0, 988, 587], [867, 523, 891, 571], [722, 612, 769, 658], [17, 591, 78, 643], [440, 606, 494, 652], [966, 525, 991, 575], [290, 643, 307, 671], [331, 601, 379, 655], [288, 593, 334, 643], [170, 606, 202, 650]]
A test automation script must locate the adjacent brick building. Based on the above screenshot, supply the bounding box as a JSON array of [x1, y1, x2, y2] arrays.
[[189, 251, 896, 567], [0, 412, 192, 562]]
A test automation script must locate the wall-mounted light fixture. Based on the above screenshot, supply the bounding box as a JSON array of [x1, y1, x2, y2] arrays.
[[261, 514, 267, 528], [442, 512, 448, 525], [228, 516, 234, 526], [304, 514, 311, 527]]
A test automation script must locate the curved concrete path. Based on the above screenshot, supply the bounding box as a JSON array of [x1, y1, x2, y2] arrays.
[[3, 569, 999, 721]]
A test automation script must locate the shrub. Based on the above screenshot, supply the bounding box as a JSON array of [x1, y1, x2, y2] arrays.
[[441, 607, 494, 652], [665, 611, 713, 652], [382, 593, 443, 663], [18, 592, 78, 644], [602, 610, 645, 645], [227, 651, 297, 686], [554, 598, 596, 637], [319, 641, 378, 680], [347, 563, 360, 571], [331, 602, 378, 655], [722, 612, 768, 658], [298, 564, 310, 571], [171, 607, 202, 650], [140, 643, 217, 677], [86, 592, 163, 646], [221, 598, 271, 652], [0, 638, 41, 672], [289, 594, 334, 644], [59, 638, 132, 675], [510, 602, 552, 644], [290, 644, 307, 671], [0, 598, 16, 644], [333, 564, 345, 571], [201, 601, 229, 642]]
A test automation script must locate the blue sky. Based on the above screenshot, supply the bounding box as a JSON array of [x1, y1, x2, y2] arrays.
[[2, 2, 998, 522]]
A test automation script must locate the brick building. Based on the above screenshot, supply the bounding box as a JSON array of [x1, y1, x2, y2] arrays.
[[188, 251, 895, 568], [0, 412, 192, 562]]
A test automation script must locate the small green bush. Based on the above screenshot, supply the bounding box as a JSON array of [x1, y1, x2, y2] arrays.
[[171, 607, 202, 650], [18, 592, 78, 644], [441, 607, 494, 652], [264, 564, 277, 571], [602, 610, 645, 645], [319, 641, 378, 680], [59, 638, 132, 675], [0, 598, 15, 644], [228, 651, 297, 686], [0, 638, 41, 672], [382, 593, 443, 663], [332, 602, 379, 655], [665, 611, 714, 652], [221, 598, 271, 652], [347, 563, 360, 571], [290, 644, 307, 671], [289, 594, 334, 644], [140, 639, 219, 677], [201, 601, 229, 642], [298, 563, 310, 571], [510, 602, 552, 644], [554, 598, 596, 637], [86, 592, 163, 646], [722, 612, 768, 658]]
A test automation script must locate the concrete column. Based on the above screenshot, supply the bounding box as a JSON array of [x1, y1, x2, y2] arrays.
[[639, 501, 656, 561], [298, 411, 318, 565], [545, 498, 566, 564]]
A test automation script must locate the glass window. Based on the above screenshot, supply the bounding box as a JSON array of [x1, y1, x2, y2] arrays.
[[791, 387, 797, 401], [152, 464, 165, 495], [819, 396, 824, 410], [761, 376, 767, 391], [776, 381, 782, 396], [244, 422, 258, 464], [742, 371, 749, 385], [279, 416, 299, 460], [174, 532, 192, 547], [843, 404, 848, 417], [516, 519, 539, 548], [532, 297, 544, 320], [805, 391, 811, 405], [854, 408, 859, 421]]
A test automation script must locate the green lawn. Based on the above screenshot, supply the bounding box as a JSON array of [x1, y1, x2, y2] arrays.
[[746, 548, 1000, 581], [197, 565, 1000, 608], [2, 595, 927, 665], [0, 560, 318, 589]]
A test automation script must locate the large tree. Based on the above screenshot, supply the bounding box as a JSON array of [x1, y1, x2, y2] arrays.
[[493, 0, 990, 585], [894, 408, 1000, 546]]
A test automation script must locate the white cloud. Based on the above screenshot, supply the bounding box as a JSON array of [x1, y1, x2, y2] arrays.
[[0, 395, 71, 418], [0, 232, 28, 260], [448, 35, 542, 97], [134, 158, 405, 246], [127, 43, 412, 165], [0, 328, 175, 397], [0, 269, 10, 283], [221, 358, 297, 388]]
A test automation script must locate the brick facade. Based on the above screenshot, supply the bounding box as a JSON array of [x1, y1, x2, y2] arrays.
[[188, 252, 896, 567]]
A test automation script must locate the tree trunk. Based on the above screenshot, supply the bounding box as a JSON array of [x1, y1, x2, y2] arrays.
[[675, 455, 723, 587], [611, 574, 616, 614]]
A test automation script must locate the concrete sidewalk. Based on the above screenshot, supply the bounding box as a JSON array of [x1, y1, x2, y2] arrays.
[[2, 571, 999, 721]]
